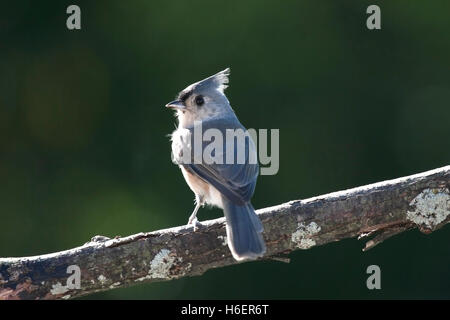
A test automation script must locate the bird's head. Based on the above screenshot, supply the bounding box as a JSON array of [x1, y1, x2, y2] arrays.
[[166, 68, 233, 127]]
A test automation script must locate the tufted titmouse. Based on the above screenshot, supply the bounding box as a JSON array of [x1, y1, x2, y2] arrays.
[[166, 68, 266, 261]]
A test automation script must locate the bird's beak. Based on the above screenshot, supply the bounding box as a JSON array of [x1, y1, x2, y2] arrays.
[[165, 100, 185, 109]]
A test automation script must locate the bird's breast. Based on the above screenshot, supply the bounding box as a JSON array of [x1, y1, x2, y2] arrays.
[[171, 127, 192, 165]]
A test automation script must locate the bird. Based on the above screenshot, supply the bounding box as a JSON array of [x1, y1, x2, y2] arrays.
[[165, 68, 266, 261]]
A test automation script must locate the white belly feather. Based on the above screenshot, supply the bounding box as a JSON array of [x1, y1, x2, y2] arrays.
[[171, 127, 223, 208]]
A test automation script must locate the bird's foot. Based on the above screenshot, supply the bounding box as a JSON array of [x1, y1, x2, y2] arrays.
[[188, 217, 203, 231]]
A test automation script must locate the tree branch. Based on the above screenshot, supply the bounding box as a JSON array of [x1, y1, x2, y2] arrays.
[[1, 166, 449, 300]]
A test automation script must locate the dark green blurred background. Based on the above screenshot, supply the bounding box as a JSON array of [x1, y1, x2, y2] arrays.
[[1, 0, 449, 299]]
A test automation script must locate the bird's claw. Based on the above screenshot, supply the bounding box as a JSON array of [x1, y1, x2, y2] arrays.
[[188, 217, 203, 231]]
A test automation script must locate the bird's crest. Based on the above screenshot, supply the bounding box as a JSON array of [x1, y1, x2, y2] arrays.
[[195, 68, 230, 93]]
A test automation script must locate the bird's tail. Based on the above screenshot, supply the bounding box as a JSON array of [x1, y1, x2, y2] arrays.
[[222, 198, 266, 261]]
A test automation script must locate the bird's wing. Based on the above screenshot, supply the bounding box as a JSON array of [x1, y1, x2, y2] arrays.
[[183, 117, 259, 205]]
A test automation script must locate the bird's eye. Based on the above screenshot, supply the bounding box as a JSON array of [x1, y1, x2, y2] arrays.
[[195, 95, 204, 106]]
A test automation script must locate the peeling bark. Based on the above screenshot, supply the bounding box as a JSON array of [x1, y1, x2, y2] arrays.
[[1, 166, 449, 300]]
